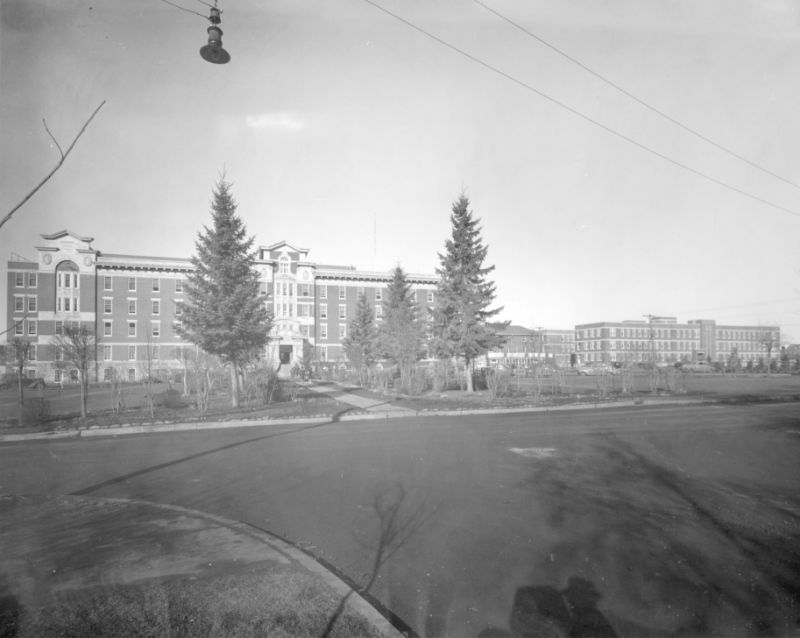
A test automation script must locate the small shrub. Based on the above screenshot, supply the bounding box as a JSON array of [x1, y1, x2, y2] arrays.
[[158, 388, 185, 409], [22, 397, 51, 424]]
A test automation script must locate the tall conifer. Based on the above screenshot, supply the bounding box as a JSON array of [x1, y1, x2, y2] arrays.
[[343, 293, 377, 384], [180, 175, 270, 406], [433, 193, 506, 391], [376, 266, 426, 391]]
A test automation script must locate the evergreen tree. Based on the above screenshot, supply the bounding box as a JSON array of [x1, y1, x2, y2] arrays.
[[343, 293, 377, 384], [376, 266, 426, 391], [180, 175, 270, 407], [432, 193, 507, 392]]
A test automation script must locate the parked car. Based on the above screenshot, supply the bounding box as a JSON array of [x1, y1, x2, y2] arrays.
[[680, 361, 715, 373], [576, 364, 612, 376], [0, 373, 47, 391]]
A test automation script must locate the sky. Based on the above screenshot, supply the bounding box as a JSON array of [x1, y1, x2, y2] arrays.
[[1, 0, 799, 337]]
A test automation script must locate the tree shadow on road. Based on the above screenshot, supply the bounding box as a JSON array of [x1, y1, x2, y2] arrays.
[[520, 437, 800, 636]]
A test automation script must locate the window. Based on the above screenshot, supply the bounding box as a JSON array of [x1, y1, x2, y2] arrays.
[[28, 345, 36, 361], [128, 346, 136, 360], [153, 346, 160, 361], [319, 345, 327, 362], [301, 284, 310, 297], [54, 369, 63, 384], [320, 285, 327, 299], [27, 297, 37, 312], [152, 278, 160, 292], [54, 347, 63, 362], [104, 345, 112, 361], [104, 299, 112, 314], [339, 325, 346, 339], [128, 369, 136, 382], [152, 321, 160, 337], [15, 272, 23, 287], [27, 320, 37, 336], [339, 305, 346, 320], [104, 321, 112, 337], [411, 291, 416, 302], [375, 288, 382, 301], [128, 277, 136, 291], [55, 321, 63, 336], [259, 283, 267, 296], [279, 256, 289, 274], [28, 273, 37, 288], [175, 279, 183, 293], [302, 304, 310, 317], [173, 321, 182, 333], [321, 304, 328, 319], [428, 291, 434, 303], [339, 286, 346, 300], [128, 321, 136, 337], [103, 367, 112, 381], [289, 284, 294, 297], [357, 286, 365, 297], [14, 296, 24, 312], [152, 300, 160, 315], [376, 306, 383, 319], [300, 325, 309, 337], [175, 301, 184, 316], [321, 325, 328, 339], [289, 304, 294, 317], [104, 276, 112, 291], [128, 299, 137, 314]]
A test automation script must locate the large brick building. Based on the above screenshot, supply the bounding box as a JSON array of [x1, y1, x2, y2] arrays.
[[5, 230, 438, 382], [574, 317, 780, 365]]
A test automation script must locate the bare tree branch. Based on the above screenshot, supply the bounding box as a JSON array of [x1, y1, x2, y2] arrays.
[[0, 100, 106, 231], [43, 120, 65, 160]]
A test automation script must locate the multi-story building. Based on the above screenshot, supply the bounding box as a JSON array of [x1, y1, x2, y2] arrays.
[[487, 325, 577, 368], [5, 230, 438, 381], [574, 317, 780, 365]]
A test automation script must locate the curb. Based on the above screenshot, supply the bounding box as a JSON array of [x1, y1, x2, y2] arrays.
[[2, 394, 798, 443]]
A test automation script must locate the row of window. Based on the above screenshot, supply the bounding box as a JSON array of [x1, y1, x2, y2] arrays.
[[102, 298, 183, 316], [13, 296, 37, 313], [102, 276, 184, 293], [579, 327, 702, 340], [13, 272, 38, 288], [316, 285, 433, 303]]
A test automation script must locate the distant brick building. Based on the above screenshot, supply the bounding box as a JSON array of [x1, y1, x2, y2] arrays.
[[5, 230, 438, 381], [488, 325, 576, 368], [574, 317, 780, 365]]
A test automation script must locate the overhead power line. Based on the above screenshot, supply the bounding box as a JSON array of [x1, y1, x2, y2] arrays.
[[360, 0, 800, 220], [473, 0, 800, 191], [660, 297, 800, 316]]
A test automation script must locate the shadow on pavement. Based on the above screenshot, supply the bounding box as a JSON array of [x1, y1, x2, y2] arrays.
[[520, 436, 800, 636], [71, 409, 356, 496], [477, 577, 617, 637], [0, 571, 24, 638]]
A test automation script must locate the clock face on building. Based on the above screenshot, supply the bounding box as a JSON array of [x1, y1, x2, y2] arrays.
[[84, 256, 92, 266], [43, 254, 52, 265], [302, 271, 309, 280]]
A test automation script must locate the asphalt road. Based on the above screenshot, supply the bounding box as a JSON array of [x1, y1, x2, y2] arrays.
[[2, 402, 799, 637]]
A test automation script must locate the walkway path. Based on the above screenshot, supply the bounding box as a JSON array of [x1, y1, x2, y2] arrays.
[[306, 382, 414, 413]]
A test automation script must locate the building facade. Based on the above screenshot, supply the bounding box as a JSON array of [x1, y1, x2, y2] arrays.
[[5, 230, 438, 381], [487, 325, 576, 368], [574, 317, 780, 365]]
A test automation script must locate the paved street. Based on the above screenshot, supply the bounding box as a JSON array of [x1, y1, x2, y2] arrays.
[[2, 402, 799, 637]]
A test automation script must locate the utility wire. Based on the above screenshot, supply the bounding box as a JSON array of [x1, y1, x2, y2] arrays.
[[360, 0, 800, 220], [473, 0, 800, 191], [160, 0, 208, 20]]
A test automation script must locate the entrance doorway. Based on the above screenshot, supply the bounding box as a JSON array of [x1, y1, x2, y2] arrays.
[[279, 345, 293, 365]]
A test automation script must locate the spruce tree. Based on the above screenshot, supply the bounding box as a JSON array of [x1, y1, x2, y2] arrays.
[[432, 193, 507, 392], [342, 293, 377, 384], [376, 266, 426, 392], [180, 175, 270, 407]]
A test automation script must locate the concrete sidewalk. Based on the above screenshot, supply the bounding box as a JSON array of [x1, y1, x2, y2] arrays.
[[306, 382, 414, 413], [0, 494, 403, 637]]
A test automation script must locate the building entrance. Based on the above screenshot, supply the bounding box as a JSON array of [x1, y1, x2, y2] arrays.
[[279, 345, 293, 365]]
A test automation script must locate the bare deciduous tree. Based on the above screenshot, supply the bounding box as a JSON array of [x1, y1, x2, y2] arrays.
[[4, 339, 33, 427], [1, 101, 105, 230], [138, 330, 163, 419], [755, 324, 781, 376], [50, 324, 100, 418]]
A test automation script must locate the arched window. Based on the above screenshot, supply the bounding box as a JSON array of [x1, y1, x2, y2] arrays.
[[279, 256, 289, 274], [55, 260, 80, 315]]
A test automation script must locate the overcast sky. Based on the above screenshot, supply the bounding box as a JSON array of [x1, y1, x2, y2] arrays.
[[1, 0, 798, 335]]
